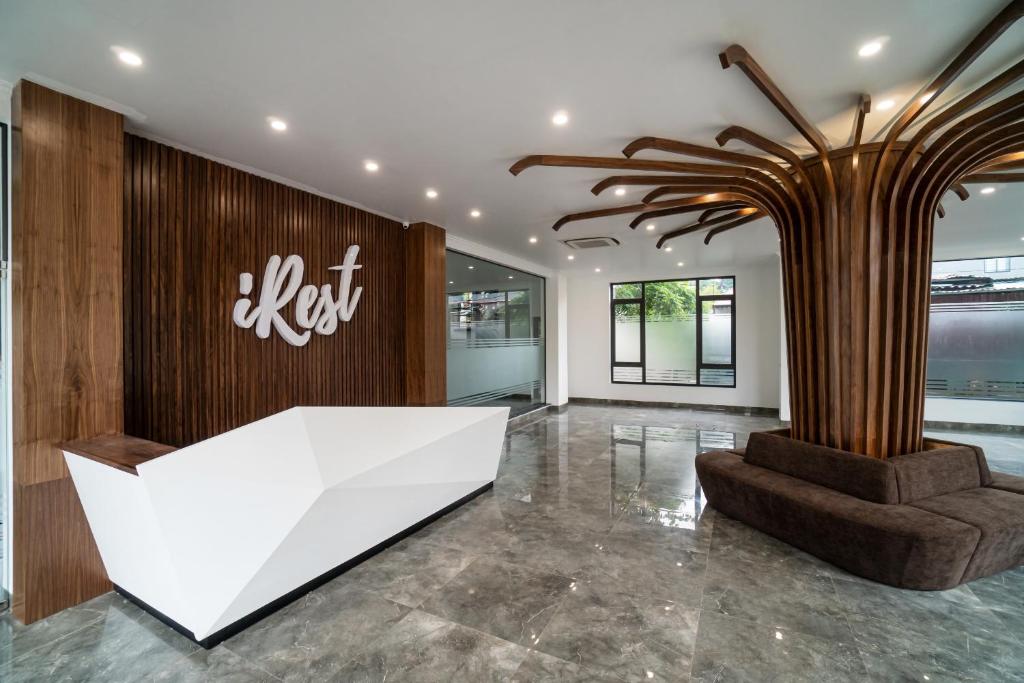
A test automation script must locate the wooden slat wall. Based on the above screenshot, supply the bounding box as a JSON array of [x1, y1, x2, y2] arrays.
[[123, 135, 409, 446], [11, 81, 124, 622], [403, 223, 447, 405]]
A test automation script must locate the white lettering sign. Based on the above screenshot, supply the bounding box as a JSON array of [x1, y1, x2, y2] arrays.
[[232, 246, 363, 346]]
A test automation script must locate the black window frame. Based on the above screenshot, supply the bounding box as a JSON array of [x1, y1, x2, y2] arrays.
[[609, 275, 737, 388]]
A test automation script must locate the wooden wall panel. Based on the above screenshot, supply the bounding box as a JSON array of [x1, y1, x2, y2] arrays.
[[403, 223, 447, 405], [11, 81, 124, 622], [123, 135, 411, 446]]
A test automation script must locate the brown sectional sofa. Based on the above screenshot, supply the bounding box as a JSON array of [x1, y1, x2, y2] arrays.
[[695, 430, 1024, 590]]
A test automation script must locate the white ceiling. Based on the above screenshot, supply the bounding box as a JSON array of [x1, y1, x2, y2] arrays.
[[1, 0, 1022, 273]]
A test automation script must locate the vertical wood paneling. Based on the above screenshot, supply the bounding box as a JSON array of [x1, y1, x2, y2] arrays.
[[123, 135, 416, 446], [404, 222, 447, 406], [11, 81, 123, 622]]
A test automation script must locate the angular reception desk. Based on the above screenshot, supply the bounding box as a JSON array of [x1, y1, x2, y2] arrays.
[[62, 406, 509, 647]]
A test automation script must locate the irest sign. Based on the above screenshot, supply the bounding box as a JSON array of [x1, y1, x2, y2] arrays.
[[232, 245, 364, 346]]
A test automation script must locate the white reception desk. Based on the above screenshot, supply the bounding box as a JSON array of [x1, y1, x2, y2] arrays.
[[63, 406, 509, 647]]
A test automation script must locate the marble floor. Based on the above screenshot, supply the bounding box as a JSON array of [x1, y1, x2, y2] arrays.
[[2, 405, 1023, 682]]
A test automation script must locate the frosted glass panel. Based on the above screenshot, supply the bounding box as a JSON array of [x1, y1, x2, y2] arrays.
[[928, 256, 1024, 401], [446, 251, 545, 415], [614, 303, 641, 363], [701, 300, 732, 365], [644, 280, 696, 384]]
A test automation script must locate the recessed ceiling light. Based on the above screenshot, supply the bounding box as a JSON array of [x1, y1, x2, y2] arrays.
[[567, 254, 575, 260], [665, 246, 673, 252], [615, 187, 626, 196], [468, 265, 475, 270], [876, 99, 895, 111], [268, 117, 287, 132], [858, 40, 883, 58], [646, 224, 656, 231], [677, 261, 684, 267], [469, 209, 482, 218], [449, 281, 454, 284], [425, 188, 438, 199], [364, 160, 379, 172], [552, 110, 570, 126], [594, 267, 601, 273], [981, 186, 996, 195], [529, 236, 538, 244], [112, 46, 143, 67], [508, 275, 514, 280]]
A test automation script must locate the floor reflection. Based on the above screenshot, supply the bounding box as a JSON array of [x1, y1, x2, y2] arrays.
[[3, 405, 1023, 682]]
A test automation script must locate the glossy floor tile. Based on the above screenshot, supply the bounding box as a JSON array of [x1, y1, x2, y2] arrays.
[[2, 405, 1023, 681]]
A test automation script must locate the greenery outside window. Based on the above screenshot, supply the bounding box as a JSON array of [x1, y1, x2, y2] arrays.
[[610, 277, 736, 387]]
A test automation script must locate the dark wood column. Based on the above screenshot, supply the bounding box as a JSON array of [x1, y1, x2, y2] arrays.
[[11, 81, 123, 622], [403, 222, 447, 406]]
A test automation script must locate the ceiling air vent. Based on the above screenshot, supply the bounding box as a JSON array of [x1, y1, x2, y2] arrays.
[[562, 237, 621, 250]]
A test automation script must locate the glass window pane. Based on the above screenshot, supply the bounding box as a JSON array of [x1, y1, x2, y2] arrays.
[[643, 280, 696, 384], [699, 277, 734, 295], [613, 302, 642, 363], [701, 300, 733, 365], [612, 283, 642, 299]]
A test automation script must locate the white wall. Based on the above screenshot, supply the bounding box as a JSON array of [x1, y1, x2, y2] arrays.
[[445, 234, 568, 406], [567, 261, 782, 410], [924, 398, 1024, 428]]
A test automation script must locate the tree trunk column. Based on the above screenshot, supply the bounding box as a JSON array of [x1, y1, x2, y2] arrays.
[[784, 144, 930, 458]]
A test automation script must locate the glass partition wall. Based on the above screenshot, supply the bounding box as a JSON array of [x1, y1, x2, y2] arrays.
[[446, 250, 545, 416]]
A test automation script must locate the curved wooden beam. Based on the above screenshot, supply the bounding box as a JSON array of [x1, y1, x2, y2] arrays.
[[509, 155, 748, 177], [552, 193, 750, 231], [590, 175, 710, 196], [719, 44, 830, 155], [698, 206, 743, 223], [641, 185, 741, 203], [976, 152, 1024, 171], [878, 0, 1024, 148], [715, 126, 804, 169], [949, 183, 970, 200], [629, 197, 750, 230], [621, 136, 802, 202], [656, 208, 760, 248], [960, 172, 1024, 183], [703, 212, 767, 244]]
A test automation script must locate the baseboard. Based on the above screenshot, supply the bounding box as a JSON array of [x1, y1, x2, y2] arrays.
[[568, 396, 779, 417], [506, 404, 551, 430], [115, 481, 495, 649], [925, 420, 1024, 435]]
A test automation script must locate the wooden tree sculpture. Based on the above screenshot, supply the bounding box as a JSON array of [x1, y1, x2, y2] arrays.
[[511, 0, 1024, 458]]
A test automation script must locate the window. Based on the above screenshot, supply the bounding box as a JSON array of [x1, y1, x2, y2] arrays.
[[984, 257, 1011, 273], [928, 255, 1024, 401], [611, 276, 736, 387]]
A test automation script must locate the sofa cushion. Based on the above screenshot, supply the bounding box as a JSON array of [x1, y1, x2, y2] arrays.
[[911, 486, 1024, 582], [743, 431, 899, 504], [923, 437, 993, 487], [990, 472, 1024, 496], [889, 445, 988, 504], [696, 450, 981, 590]]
